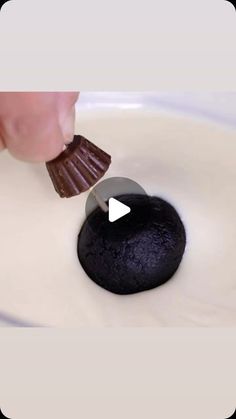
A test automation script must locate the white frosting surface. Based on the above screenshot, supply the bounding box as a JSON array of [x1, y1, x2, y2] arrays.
[[0, 109, 236, 326]]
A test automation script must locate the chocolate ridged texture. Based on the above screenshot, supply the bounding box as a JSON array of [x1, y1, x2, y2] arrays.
[[46, 135, 111, 198]]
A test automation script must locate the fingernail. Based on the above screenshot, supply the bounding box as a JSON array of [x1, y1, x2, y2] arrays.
[[62, 108, 75, 144]]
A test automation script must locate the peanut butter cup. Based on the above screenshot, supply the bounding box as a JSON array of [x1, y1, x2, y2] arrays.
[[46, 135, 111, 198]]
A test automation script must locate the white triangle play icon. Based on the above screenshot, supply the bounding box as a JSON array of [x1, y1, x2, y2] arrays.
[[108, 198, 131, 222]]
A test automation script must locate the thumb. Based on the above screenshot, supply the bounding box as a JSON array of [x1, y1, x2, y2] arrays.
[[5, 118, 65, 163]]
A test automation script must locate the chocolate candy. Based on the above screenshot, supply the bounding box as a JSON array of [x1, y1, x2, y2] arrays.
[[46, 135, 111, 198]]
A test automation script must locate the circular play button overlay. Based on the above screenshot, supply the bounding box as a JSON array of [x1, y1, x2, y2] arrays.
[[85, 176, 148, 226], [108, 197, 131, 222]]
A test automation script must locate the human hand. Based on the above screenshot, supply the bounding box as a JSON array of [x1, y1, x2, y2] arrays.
[[0, 92, 79, 162]]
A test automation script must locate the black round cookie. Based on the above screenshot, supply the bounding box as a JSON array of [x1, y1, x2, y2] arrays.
[[77, 194, 186, 295]]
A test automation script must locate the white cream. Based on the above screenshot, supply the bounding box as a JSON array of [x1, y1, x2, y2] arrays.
[[0, 109, 235, 326]]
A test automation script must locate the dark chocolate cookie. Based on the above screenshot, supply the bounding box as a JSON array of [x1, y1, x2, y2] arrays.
[[77, 194, 186, 295]]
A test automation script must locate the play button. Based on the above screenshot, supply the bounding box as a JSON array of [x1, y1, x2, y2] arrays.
[[108, 197, 131, 222], [85, 177, 148, 230]]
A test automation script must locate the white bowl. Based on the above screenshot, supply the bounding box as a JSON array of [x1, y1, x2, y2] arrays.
[[0, 93, 236, 326]]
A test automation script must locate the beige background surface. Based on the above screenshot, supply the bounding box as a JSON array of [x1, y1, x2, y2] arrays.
[[0, 0, 235, 90], [0, 329, 235, 419]]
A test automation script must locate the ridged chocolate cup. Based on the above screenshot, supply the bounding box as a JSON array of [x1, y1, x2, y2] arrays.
[[46, 135, 111, 198]]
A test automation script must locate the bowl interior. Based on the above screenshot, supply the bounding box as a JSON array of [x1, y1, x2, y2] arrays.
[[0, 107, 235, 326]]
